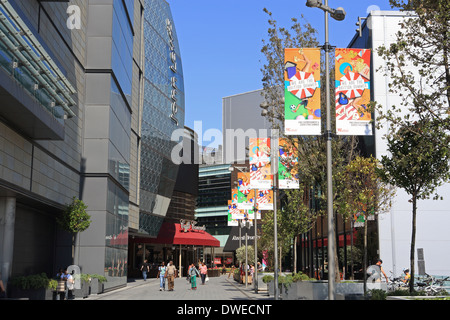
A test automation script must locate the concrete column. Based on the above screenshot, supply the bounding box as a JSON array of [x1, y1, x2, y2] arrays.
[[0, 197, 16, 287]]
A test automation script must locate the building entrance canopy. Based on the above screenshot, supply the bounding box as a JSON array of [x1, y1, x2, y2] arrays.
[[133, 222, 220, 247]]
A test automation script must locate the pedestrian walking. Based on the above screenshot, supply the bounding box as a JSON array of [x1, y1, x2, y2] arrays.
[[200, 262, 208, 285], [55, 268, 66, 300], [189, 263, 200, 290], [140, 259, 149, 281], [65, 269, 74, 300], [228, 265, 235, 279], [375, 259, 389, 283], [165, 261, 177, 291], [157, 261, 167, 291]]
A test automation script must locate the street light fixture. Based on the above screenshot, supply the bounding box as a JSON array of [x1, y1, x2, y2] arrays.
[[304, 0, 345, 301], [306, 0, 346, 21]]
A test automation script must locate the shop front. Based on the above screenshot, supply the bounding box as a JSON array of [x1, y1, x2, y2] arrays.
[[129, 220, 220, 278]]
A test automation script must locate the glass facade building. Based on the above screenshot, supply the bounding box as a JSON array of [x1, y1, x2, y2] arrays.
[[0, 0, 184, 292], [137, 0, 185, 237]]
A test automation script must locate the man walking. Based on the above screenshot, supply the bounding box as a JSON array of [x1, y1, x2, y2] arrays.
[[141, 259, 149, 281], [165, 261, 177, 291]]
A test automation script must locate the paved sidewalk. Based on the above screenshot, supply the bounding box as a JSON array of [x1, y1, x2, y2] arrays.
[[85, 275, 272, 300]]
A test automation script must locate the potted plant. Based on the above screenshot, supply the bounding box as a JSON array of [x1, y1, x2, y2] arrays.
[[89, 274, 107, 294], [9, 273, 57, 300], [73, 273, 90, 299], [262, 275, 274, 296]]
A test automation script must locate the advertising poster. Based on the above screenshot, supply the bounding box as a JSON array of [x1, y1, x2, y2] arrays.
[[247, 210, 261, 220], [278, 138, 299, 189], [231, 189, 245, 220], [284, 48, 321, 135], [237, 172, 255, 210], [227, 200, 239, 226], [249, 138, 272, 189], [257, 189, 273, 210], [335, 48, 372, 135]]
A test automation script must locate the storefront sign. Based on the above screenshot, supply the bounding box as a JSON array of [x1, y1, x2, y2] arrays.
[[180, 219, 206, 232], [166, 18, 179, 126]]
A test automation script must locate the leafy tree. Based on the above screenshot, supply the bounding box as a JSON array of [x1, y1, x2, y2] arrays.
[[373, 0, 450, 293], [377, 121, 450, 293], [57, 196, 91, 265], [236, 245, 255, 266], [260, 8, 359, 282], [259, 183, 317, 273], [336, 156, 395, 293], [375, 0, 450, 141]]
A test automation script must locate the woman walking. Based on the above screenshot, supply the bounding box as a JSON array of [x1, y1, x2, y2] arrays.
[[189, 263, 200, 290], [157, 261, 166, 291], [200, 262, 208, 285]]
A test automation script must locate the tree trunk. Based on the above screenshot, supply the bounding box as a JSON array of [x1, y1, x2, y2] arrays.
[[409, 194, 417, 293], [363, 217, 368, 294], [73, 232, 80, 267], [294, 235, 297, 274]]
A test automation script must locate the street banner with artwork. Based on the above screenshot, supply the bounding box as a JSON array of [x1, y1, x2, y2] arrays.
[[249, 138, 272, 189], [230, 189, 245, 220], [278, 138, 299, 189], [237, 172, 255, 210], [257, 189, 273, 210], [227, 204, 239, 226], [335, 48, 372, 135], [247, 209, 261, 220], [284, 48, 321, 135]]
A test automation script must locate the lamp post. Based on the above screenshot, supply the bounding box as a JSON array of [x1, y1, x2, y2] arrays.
[[229, 165, 256, 289], [260, 102, 281, 300], [305, 0, 345, 301]]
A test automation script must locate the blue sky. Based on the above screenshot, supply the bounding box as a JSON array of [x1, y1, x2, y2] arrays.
[[168, 0, 394, 146]]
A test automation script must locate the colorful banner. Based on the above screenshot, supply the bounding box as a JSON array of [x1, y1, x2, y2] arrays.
[[249, 138, 272, 189], [237, 172, 255, 210], [257, 189, 273, 210], [284, 48, 321, 135], [278, 138, 299, 189], [227, 209, 239, 227], [335, 48, 372, 135], [231, 189, 245, 220], [247, 210, 261, 220]]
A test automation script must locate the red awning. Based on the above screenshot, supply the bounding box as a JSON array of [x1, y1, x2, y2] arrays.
[[132, 222, 220, 247]]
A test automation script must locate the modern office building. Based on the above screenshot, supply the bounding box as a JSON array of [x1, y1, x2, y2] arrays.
[[222, 89, 271, 164], [130, 127, 221, 277], [349, 10, 450, 278], [0, 0, 189, 292], [195, 163, 233, 265], [0, 0, 89, 289]]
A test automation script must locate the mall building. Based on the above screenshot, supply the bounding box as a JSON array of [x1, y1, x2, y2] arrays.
[[0, 0, 208, 292]]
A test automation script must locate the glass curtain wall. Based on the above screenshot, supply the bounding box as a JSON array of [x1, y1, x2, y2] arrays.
[[139, 0, 185, 236]]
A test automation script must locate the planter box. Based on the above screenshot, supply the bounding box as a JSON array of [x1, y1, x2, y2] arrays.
[[73, 280, 90, 299], [336, 281, 364, 295], [295, 281, 328, 300], [207, 269, 220, 277], [266, 280, 284, 299], [89, 278, 104, 295], [9, 286, 54, 300], [386, 295, 450, 300], [281, 280, 385, 300]]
